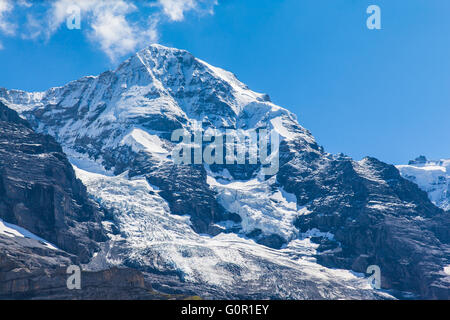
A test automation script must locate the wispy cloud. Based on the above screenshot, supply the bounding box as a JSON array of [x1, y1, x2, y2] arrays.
[[17, 0, 32, 8], [44, 0, 155, 61], [155, 0, 218, 22], [0, 0, 15, 49], [0, 0, 15, 34], [0, 0, 217, 59]]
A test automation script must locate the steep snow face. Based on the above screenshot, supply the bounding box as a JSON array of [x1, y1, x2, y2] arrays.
[[397, 159, 450, 211], [75, 166, 391, 299], [0, 43, 322, 244]]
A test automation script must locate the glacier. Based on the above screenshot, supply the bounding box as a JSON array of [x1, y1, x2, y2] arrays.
[[74, 166, 389, 299]]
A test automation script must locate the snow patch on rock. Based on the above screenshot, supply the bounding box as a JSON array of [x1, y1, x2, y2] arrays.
[[206, 169, 300, 242], [0, 218, 59, 250], [120, 128, 168, 155]]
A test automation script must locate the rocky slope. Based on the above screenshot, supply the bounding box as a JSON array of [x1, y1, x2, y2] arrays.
[[0, 234, 169, 300], [0, 44, 449, 299], [0, 102, 106, 262], [0, 102, 183, 299]]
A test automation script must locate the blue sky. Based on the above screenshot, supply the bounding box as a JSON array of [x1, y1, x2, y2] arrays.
[[0, 0, 449, 165]]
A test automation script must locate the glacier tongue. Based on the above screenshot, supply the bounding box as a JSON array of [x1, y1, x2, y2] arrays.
[[74, 166, 390, 299], [206, 169, 301, 246]]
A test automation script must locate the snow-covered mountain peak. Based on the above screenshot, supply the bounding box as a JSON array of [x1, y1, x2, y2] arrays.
[[129, 43, 274, 117], [2, 43, 274, 121], [1, 45, 449, 299], [0, 44, 317, 174], [398, 157, 450, 211]]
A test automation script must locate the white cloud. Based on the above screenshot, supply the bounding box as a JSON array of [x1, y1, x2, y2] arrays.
[[42, 0, 156, 61], [157, 0, 199, 22], [0, 0, 15, 49], [89, 5, 158, 61], [17, 0, 32, 8], [155, 0, 217, 22], [0, 0, 15, 36], [1, 0, 218, 60]]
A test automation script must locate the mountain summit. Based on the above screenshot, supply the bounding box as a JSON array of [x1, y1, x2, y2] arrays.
[[398, 157, 450, 211], [1, 44, 449, 299]]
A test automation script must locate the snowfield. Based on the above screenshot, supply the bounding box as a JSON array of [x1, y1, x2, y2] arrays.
[[397, 159, 450, 211]]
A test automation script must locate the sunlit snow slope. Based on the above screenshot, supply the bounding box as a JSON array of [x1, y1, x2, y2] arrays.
[[398, 157, 450, 211]]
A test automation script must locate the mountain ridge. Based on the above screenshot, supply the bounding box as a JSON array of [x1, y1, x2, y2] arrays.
[[1, 44, 449, 299]]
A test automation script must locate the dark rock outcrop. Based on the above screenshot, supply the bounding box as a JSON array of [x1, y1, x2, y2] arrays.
[[0, 235, 181, 300], [0, 102, 106, 262], [278, 151, 450, 299], [130, 156, 241, 235]]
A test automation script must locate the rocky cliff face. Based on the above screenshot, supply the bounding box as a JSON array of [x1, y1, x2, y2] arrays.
[[0, 102, 106, 262], [0, 45, 449, 299], [0, 103, 181, 300], [0, 234, 180, 300], [281, 156, 449, 298]]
